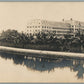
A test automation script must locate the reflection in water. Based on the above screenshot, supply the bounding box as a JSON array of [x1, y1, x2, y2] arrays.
[[0, 51, 84, 79]]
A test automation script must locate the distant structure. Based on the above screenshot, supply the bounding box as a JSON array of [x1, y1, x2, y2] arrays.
[[26, 19, 84, 37], [63, 18, 84, 37]]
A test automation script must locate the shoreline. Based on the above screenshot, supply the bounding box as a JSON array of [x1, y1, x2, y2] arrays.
[[0, 46, 84, 59]]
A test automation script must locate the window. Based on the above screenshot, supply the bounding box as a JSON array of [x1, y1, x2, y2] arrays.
[[35, 26, 37, 28], [72, 25, 74, 27]]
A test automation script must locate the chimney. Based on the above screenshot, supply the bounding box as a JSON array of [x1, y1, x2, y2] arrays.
[[62, 19, 64, 21], [70, 18, 73, 21]]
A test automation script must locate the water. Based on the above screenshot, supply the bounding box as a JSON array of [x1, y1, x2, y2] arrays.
[[0, 52, 84, 82]]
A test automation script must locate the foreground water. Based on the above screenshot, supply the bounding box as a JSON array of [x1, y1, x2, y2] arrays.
[[0, 52, 84, 82]]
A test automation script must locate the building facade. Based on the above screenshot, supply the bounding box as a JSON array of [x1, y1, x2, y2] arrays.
[[26, 19, 84, 37], [63, 18, 84, 37]]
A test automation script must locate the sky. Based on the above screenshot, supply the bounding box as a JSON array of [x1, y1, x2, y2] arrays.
[[0, 2, 84, 32]]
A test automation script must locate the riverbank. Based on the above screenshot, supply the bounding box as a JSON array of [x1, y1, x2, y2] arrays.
[[0, 46, 84, 59], [1, 29, 84, 53], [0, 41, 83, 53]]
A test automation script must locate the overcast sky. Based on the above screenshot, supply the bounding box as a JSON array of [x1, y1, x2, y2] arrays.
[[0, 2, 84, 32]]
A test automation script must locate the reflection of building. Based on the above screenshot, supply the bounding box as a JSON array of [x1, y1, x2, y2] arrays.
[[0, 51, 84, 79], [26, 19, 84, 37]]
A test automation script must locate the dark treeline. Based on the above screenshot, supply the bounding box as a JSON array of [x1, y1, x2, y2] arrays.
[[0, 29, 84, 53]]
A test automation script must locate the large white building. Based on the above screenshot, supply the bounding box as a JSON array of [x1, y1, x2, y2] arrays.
[[26, 19, 84, 37]]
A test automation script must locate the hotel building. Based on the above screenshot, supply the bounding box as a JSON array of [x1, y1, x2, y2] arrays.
[[26, 19, 84, 37]]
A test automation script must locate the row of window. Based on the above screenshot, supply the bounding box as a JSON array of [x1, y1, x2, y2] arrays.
[[27, 26, 40, 28], [27, 25, 71, 29], [42, 26, 51, 28], [27, 30, 40, 32], [27, 26, 51, 28], [27, 25, 84, 29], [27, 30, 70, 33], [27, 29, 69, 33]]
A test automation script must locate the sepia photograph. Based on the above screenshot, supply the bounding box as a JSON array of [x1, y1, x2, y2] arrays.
[[0, 2, 84, 83]]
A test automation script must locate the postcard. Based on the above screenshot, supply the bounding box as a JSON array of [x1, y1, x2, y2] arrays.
[[0, 2, 84, 83]]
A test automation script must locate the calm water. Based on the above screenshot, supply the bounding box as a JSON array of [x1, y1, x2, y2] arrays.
[[0, 52, 84, 82]]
